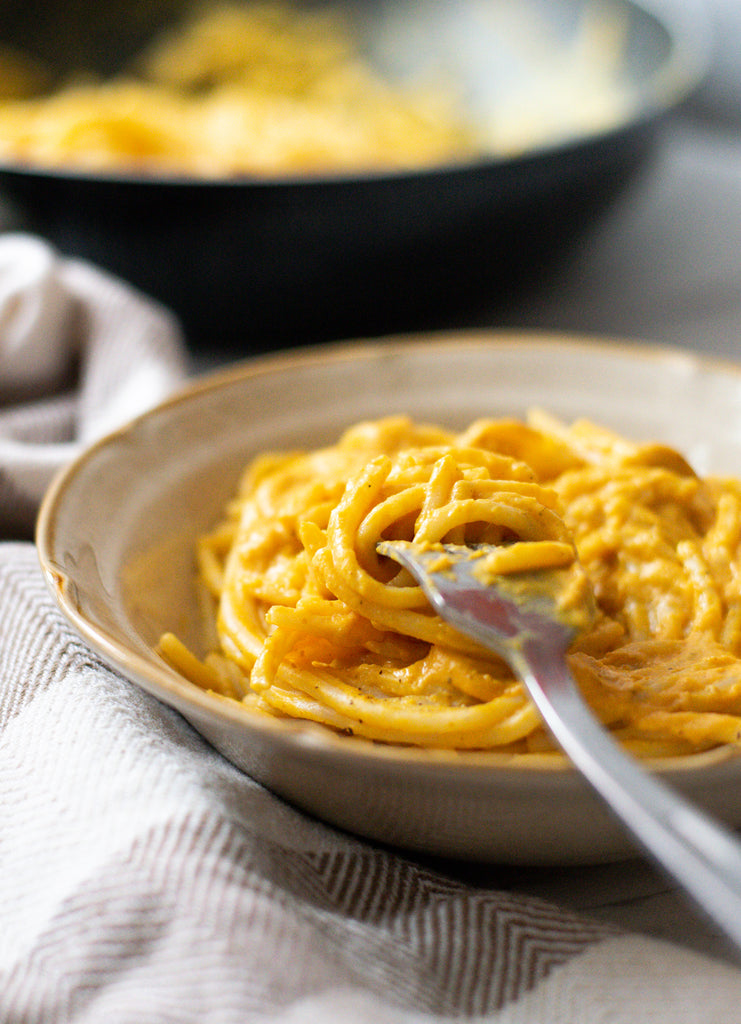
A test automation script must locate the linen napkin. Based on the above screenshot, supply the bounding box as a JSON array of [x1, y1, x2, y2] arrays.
[[3, 541, 741, 1024], [0, 233, 187, 536]]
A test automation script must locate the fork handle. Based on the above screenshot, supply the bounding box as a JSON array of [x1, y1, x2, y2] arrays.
[[517, 638, 741, 953]]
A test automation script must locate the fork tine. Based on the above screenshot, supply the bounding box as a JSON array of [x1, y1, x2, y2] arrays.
[[377, 540, 576, 653]]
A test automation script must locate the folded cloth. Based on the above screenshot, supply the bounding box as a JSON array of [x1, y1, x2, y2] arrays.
[[2, 542, 741, 1024], [0, 233, 187, 537]]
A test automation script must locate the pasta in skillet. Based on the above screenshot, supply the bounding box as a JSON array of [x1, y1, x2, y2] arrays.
[[0, 1, 637, 178], [0, 2, 478, 177], [160, 413, 741, 757]]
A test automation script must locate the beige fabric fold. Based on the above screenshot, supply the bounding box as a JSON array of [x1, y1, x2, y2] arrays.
[[0, 233, 187, 536]]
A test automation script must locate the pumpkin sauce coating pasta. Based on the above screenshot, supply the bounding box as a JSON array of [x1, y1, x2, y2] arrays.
[[159, 413, 741, 757]]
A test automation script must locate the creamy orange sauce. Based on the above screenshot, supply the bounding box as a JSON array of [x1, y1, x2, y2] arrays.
[[160, 413, 741, 757]]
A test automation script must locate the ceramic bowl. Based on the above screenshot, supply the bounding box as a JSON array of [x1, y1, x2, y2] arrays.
[[36, 331, 741, 864]]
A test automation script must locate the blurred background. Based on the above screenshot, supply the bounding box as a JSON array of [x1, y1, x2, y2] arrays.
[[0, 0, 736, 363], [507, 0, 741, 360]]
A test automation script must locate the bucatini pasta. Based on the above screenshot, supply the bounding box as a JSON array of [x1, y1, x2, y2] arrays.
[[159, 413, 741, 757]]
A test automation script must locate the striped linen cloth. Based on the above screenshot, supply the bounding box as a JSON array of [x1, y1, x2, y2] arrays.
[[3, 541, 741, 1022]]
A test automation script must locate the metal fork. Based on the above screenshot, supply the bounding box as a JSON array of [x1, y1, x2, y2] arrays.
[[378, 539, 741, 954]]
